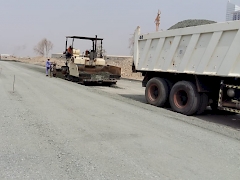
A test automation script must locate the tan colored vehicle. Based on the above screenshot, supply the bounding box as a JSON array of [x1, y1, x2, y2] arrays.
[[56, 35, 121, 85]]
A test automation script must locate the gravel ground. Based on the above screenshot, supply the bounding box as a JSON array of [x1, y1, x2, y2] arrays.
[[1, 61, 240, 180]]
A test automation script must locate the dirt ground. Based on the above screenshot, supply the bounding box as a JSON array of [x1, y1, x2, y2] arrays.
[[4, 56, 143, 81], [1, 61, 240, 180]]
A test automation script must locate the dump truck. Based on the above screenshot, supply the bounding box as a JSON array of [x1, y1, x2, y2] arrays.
[[55, 35, 121, 85], [132, 20, 240, 116]]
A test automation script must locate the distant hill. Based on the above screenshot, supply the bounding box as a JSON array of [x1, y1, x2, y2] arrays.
[[168, 19, 217, 30]]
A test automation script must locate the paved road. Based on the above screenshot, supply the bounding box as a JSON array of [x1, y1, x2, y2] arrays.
[[1, 61, 240, 180]]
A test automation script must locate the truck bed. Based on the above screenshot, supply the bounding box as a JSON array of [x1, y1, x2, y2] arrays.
[[134, 20, 240, 77]]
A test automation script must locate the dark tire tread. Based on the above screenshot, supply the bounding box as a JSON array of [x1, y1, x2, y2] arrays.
[[145, 77, 169, 107], [169, 81, 200, 116]]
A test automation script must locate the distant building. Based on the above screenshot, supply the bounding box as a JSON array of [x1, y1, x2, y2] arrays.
[[232, 10, 240, 20], [0, 54, 10, 60], [226, 0, 240, 21]]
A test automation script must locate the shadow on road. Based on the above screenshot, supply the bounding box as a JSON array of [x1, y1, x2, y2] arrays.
[[119, 94, 147, 104], [195, 110, 240, 130], [120, 94, 240, 131]]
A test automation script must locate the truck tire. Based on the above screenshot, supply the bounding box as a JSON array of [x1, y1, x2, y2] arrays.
[[196, 93, 208, 115], [169, 81, 200, 115], [164, 79, 173, 107], [164, 79, 173, 94], [145, 77, 169, 107]]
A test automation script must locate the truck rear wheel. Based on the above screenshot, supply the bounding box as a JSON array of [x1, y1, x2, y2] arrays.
[[169, 81, 200, 115], [196, 93, 208, 115], [164, 79, 173, 94], [145, 77, 169, 107], [163, 79, 173, 107]]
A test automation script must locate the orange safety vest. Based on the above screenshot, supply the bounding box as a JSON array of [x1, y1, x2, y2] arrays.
[[67, 47, 72, 54]]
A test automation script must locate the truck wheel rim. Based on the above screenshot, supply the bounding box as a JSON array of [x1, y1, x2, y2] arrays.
[[174, 90, 188, 109], [149, 84, 159, 101]]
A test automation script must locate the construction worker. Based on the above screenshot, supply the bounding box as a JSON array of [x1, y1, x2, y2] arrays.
[[46, 58, 51, 76], [66, 46, 73, 58]]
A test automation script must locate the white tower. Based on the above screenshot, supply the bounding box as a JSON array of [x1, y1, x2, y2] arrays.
[[226, 0, 240, 21]]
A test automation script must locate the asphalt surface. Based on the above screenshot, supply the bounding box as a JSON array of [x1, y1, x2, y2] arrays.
[[1, 61, 240, 180]]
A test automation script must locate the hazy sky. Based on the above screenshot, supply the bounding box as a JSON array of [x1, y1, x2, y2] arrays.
[[1, 0, 240, 57]]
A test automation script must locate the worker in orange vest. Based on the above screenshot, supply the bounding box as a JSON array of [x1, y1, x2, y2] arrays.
[[66, 46, 73, 58]]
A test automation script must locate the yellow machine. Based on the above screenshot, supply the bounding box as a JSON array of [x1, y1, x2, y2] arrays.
[[56, 35, 121, 85]]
